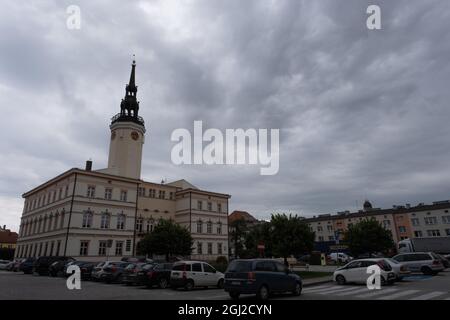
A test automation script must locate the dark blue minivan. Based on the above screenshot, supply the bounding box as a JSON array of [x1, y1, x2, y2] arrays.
[[224, 259, 302, 300]]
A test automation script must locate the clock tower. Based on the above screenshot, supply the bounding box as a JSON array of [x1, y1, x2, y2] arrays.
[[106, 58, 146, 180]]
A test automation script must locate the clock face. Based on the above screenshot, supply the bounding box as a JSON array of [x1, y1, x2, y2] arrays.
[[131, 131, 139, 140], [111, 131, 116, 140]]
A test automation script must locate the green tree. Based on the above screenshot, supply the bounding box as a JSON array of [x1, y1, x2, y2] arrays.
[[136, 219, 193, 261], [229, 219, 249, 258], [343, 218, 395, 257], [243, 222, 273, 258], [270, 214, 315, 266]]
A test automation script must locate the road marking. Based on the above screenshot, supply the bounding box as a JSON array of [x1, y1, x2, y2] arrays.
[[303, 285, 336, 292], [376, 289, 420, 300], [358, 288, 398, 298], [410, 291, 447, 300], [315, 286, 365, 295], [335, 287, 377, 296]]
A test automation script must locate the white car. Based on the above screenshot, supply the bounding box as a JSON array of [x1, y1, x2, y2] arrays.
[[329, 252, 353, 263], [333, 258, 396, 285], [0, 260, 12, 270], [170, 261, 224, 290]]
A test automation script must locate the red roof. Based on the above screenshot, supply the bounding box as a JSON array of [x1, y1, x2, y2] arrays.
[[228, 210, 258, 224], [0, 230, 18, 244]]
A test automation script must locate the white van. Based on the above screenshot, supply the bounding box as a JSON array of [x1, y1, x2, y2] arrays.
[[170, 261, 224, 290]]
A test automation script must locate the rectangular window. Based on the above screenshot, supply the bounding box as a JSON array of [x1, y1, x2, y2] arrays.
[[58, 188, 62, 200], [87, 186, 96, 198], [383, 220, 391, 227], [207, 202, 212, 211], [126, 239, 131, 252], [442, 216, 450, 224], [104, 188, 112, 200], [82, 212, 93, 228], [327, 225, 333, 231], [217, 223, 222, 234], [100, 213, 110, 229], [169, 192, 173, 200], [56, 241, 61, 256], [217, 243, 223, 255], [411, 218, 420, 226], [120, 190, 127, 202], [207, 222, 212, 234], [197, 201, 203, 210], [424, 217, 438, 225], [318, 236, 324, 241], [115, 241, 123, 256], [317, 226, 323, 232], [217, 203, 222, 212], [398, 226, 407, 233], [329, 236, 334, 241], [158, 190, 165, 199], [136, 218, 143, 232], [207, 243, 213, 255], [65, 185, 69, 197], [197, 242, 203, 255], [197, 221, 203, 233], [149, 189, 156, 198], [427, 230, 441, 237], [414, 231, 423, 237], [138, 187, 145, 197], [98, 241, 107, 256], [446, 229, 450, 236], [117, 214, 125, 230], [80, 241, 89, 256]]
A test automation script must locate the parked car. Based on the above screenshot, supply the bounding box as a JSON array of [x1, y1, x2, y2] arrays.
[[435, 254, 449, 269], [382, 258, 410, 281], [19, 257, 36, 274], [170, 261, 224, 291], [144, 262, 173, 288], [121, 262, 152, 286], [224, 259, 302, 300], [333, 258, 396, 285], [392, 252, 445, 275], [0, 260, 12, 270], [329, 252, 353, 263], [33, 256, 74, 276], [95, 261, 129, 283], [10, 259, 25, 272], [49, 258, 76, 277], [91, 261, 121, 281], [64, 261, 96, 280]]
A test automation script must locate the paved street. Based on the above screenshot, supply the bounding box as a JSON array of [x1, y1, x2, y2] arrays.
[[1, 270, 449, 300]]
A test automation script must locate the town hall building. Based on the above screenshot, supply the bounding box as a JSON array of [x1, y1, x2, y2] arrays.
[[14, 60, 231, 262]]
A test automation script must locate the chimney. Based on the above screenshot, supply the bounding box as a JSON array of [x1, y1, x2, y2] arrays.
[[3, 225, 5, 230], [85, 160, 92, 171]]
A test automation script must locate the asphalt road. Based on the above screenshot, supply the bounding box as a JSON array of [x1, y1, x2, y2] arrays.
[[1, 270, 449, 300]]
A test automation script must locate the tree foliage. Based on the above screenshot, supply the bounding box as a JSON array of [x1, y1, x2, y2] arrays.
[[136, 219, 193, 260], [343, 218, 395, 256]]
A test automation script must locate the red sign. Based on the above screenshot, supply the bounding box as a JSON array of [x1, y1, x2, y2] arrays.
[[257, 244, 265, 250]]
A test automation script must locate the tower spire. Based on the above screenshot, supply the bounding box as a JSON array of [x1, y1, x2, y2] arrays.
[[112, 57, 144, 127]]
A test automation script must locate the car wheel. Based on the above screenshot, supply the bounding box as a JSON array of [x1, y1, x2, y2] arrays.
[[292, 282, 302, 296], [256, 285, 269, 300], [217, 279, 224, 289], [159, 278, 168, 289], [421, 266, 433, 275], [229, 292, 240, 300], [117, 274, 124, 283], [336, 275, 346, 285], [185, 280, 194, 291]]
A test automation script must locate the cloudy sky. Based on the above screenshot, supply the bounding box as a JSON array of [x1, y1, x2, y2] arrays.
[[2, 0, 450, 231]]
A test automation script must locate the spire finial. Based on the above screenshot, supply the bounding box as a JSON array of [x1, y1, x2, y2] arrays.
[[132, 54, 136, 65]]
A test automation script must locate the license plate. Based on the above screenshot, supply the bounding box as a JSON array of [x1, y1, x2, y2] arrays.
[[231, 281, 241, 285]]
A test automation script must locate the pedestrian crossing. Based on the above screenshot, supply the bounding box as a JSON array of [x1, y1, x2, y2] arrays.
[[303, 284, 450, 300]]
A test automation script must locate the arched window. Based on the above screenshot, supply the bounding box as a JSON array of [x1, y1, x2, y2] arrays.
[[117, 214, 126, 230], [82, 211, 93, 228], [101, 212, 110, 229]]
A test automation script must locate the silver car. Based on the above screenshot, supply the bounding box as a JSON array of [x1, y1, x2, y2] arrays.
[[392, 252, 444, 275], [382, 258, 410, 280]]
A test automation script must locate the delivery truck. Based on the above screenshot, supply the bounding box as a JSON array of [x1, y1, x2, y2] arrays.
[[398, 237, 450, 254]]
